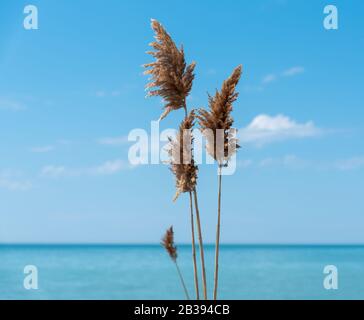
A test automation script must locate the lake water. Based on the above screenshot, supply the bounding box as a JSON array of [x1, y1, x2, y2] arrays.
[[0, 245, 363, 299]]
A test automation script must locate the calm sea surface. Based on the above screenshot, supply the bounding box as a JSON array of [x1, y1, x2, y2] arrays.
[[0, 245, 363, 299]]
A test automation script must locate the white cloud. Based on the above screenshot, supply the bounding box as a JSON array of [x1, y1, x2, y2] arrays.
[[41, 166, 67, 178], [95, 90, 121, 98], [0, 171, 32, 191], [238, 159, 253, 168], [236, 155, 309, 170], [243, 85, 264, 93], [92, 160, 126, 175], [258, 157, 275, 167], [98, 136, 128, 146], [335, 157, 364, 170], [239, 114, 321, 146], [29, 140, 73, 153], [58, 139, 72, 145], [258, 155, 308, 168], [0, 98, 26, 111], [0, 179, 32, 191], [262, 74, 276, 84], [237, 155, 364, 172], [282, 66, 305, 77], [95, 91, 106, 97], [254, 66, 305, 88], [206, 68, 217, 75], [30, 146, 54, 153], [111, 90, 121, 97], [41, 159, 132, 178]]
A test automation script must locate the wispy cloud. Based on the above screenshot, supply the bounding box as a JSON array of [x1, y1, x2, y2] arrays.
[[282, 66, 305, 77], [238, 159, 254, 168], [29, 140, 73, 153], [58, 139, 72, 145], [95, 91, 106, 97], [0, 178, 32, 191], [0, 98, 27, 111], [238, 155, 364, 172], [95, 90, 121, 98], [237, 155, 308, 170], [111, 90, 121, 97], [206, 68, 217, 76], [335, 157, 364, 171], [92, 160, 127, 175], [262, 74, 277, 84], [258, 154, 308, 168], [41, 159, 133, 178], [260, 66, 305, 86], [30, 146, 54, 153], [41, 166, 67, 178], [0, 171, 32, 191], [243, 85, 264, 93], [98, 136, 128, 146], [95, 83, 137, 98], [239, 114, 321, 146]]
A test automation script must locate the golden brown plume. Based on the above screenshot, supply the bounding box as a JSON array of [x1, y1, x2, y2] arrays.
[[168, 110, 198, 201], [144, 19, 196, 120], [161, 226, 178, 261], [197, 65, 242, 163]]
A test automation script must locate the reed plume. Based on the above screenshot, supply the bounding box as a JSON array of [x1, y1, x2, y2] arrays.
[[168, 110, 207, 300], [168, 111, 198, 202], [144, 20, 207, 300], [144, 19, 196, 120], [161, 226, 190, 300], [144, 19, 243, 301], [197, 65, 242, 164], [197, 65, 242, 300]]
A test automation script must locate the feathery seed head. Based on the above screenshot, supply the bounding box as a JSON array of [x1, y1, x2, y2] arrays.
[[168, 111, 198, 201], [144, 20, 196, 121], [197, 65, 242, 164], [161, 226, 178, 261]]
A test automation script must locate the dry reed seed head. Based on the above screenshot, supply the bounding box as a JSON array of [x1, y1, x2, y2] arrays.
[[168, 111, 198, 201], [144, 20, 196, 121], [172, 163, 198, 201], [161, 226, 178, 261], [197, 65, 242, 163]]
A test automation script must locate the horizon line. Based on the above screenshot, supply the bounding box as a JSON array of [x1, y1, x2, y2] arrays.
[[1, 242, 364, 247]]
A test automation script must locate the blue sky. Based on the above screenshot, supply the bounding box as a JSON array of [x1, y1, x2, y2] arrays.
[[0, 0, 363, 244]]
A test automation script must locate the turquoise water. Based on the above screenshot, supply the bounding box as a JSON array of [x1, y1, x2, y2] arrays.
[[0, 245, 363, 300]]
